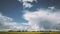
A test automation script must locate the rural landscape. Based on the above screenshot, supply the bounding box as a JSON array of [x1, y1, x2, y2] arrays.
[[0, 30, 60, 34], [0, 31, 60, 34], [0, 0, 60, 34]]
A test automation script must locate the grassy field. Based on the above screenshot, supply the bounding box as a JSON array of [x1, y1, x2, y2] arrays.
[[0, 32, 60, 34]]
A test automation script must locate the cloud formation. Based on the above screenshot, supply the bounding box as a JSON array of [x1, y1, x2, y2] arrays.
[[0, 7, 60, 31], [0, 13, 30, 31], [18, 0, 37, 8], [23, 8, 60, 31]]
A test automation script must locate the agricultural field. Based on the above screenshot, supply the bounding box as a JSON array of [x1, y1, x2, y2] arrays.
[[0, 32, 60, 34]]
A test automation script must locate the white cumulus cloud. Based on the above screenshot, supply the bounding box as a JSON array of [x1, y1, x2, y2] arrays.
[[0, 13, 30, 31], [1, 7, 60, 31], [23, 9, 60, 31], [18, 0, 37, 8]]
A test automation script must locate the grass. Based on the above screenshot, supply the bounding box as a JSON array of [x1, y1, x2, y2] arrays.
[[0, 32, 60, 34]]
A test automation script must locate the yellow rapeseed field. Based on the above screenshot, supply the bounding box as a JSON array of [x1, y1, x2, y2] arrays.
[[0, 32, 60, 34]]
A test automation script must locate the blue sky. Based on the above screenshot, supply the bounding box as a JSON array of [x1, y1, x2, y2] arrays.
[[0, 0, 60, 22], [0, 0, 24, 22], [0, 0, 60, 31]]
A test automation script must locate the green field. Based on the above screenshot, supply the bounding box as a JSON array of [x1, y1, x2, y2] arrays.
[[0, 32, 60, 34]]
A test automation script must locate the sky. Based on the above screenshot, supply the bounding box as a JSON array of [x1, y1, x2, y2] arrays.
[[0, 0, 60, 31]]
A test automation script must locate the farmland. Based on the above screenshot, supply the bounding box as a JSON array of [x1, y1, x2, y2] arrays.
[[0, 32, 60, 34]]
